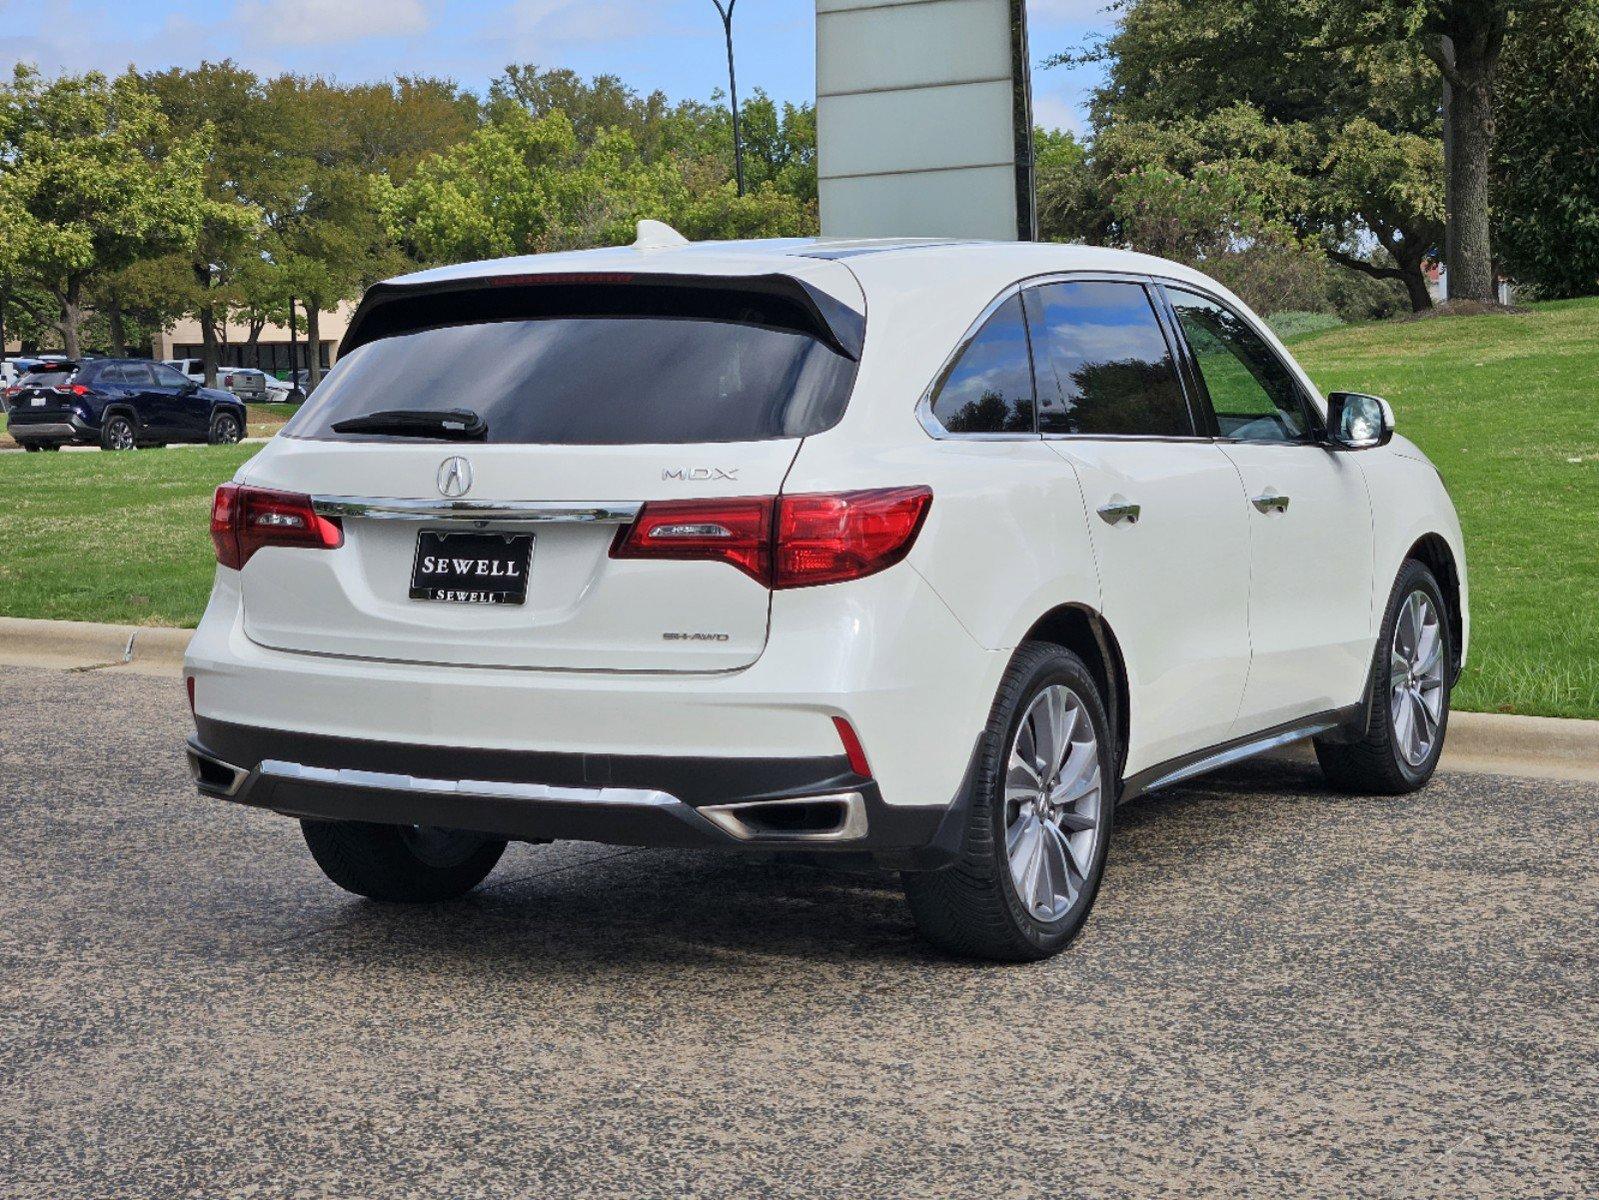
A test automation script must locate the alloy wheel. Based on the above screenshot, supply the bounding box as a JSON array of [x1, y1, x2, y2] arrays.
[[1389, 589, 1445, 766], [214, 416, 241, 444], [107, 419, 134, 450], [1004, 684, 1103, 923]]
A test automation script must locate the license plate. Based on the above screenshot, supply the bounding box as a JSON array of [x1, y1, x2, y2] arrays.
[[409, 531, 533, 605], [29, 397, 44, 407]]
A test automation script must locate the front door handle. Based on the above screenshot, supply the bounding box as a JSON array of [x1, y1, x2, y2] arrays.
[[1251, 490, 1291, 514], [1097, 499, 1141, 526]]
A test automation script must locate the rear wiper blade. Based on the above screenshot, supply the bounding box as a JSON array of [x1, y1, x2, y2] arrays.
[[331, 407, 488, 440]]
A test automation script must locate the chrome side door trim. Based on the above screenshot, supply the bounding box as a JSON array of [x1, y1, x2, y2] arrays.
[[1137, 719, 1340, 795], [311, 496, 643, 524]]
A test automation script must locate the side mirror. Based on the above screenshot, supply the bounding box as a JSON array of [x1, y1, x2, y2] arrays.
[[1325, 392, 1394, 450]]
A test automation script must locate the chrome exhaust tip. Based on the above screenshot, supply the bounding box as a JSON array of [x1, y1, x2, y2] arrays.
[[698, 792, 868, 842], [186, 745, 250, 798]]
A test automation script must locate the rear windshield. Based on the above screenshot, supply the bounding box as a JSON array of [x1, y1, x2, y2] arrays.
[[22, 369, 75, 388], [284, 291, 859, 446]]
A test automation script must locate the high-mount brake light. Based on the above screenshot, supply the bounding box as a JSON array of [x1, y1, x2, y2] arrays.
[[610, 486, 932, 589], [210, 483, 344, 570]]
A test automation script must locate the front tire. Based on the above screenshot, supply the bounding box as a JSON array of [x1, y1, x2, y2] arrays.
[[903, 642, 1116, 962], [301, 820, 507, 902], [209, 411, 242, 445], [1315, 559, 1452, 794]]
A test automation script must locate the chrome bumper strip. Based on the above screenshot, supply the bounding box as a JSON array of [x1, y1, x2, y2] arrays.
[[257, 758, 680, 808], [310, 496, 642, 524]]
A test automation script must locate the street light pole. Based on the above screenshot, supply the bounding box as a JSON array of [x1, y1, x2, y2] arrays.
[[710, 0, 745, 196]]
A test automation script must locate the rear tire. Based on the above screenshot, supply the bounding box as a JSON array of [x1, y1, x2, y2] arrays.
[[301, 819, 506, 902], [903, 642, 1116, 962], [101, 415, 136, 451], [1315, 559, 1452, 794]]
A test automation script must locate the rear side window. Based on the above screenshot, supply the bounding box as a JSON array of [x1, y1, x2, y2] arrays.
[[286, 284, 860, 446], [1022, 281, 1193, 437], [927, 294, 1036, 435], [1167, 289, 1310, 442]]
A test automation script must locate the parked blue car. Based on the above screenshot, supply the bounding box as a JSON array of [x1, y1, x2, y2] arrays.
[[5, 359, 247, 451]]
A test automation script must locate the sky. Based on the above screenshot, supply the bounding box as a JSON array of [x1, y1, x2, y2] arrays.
[[0, 0, 1115, 134]]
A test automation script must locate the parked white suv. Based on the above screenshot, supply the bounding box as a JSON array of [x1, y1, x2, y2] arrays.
[[184, 232, 1467, 960]]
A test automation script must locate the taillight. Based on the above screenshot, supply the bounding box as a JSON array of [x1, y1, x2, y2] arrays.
[[210, 483, 343, 570], [610, 497, 773, 583], [609, 486, 931, 589], [774, 487, 932, 588], [55, 383, 89, 396]]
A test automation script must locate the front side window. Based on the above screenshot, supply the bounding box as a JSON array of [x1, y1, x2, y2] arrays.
[[1023, 281, 1193, 437], [1168, 289, 1310, 442], [927, 294, 1035, 435], [152, 364, 191, 388]]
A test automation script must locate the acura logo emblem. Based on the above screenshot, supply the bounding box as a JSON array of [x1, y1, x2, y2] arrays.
[[437, 456, 473, 498]]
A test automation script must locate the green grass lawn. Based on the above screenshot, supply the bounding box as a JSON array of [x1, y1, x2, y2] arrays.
[[1, 301, 1595, 718], [1288, 298, 1599, 719], [0, 444, 257, 627]]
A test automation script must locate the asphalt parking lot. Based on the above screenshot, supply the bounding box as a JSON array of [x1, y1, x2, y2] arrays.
[[2, 664, 1594, 1199]]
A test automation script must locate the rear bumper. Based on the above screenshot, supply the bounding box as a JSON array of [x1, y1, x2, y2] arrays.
[[6, 416, 91, 444], [185, 563, 1006, 823], [187, 721, 969, 867]]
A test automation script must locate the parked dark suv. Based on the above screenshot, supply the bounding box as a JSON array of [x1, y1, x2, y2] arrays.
[[5, 359, 247, 451]]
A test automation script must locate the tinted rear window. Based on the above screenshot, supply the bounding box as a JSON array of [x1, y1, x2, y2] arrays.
[[285, 291, 859, 446], [23, 369, 75, 388], [926, 295, 1036, 435]]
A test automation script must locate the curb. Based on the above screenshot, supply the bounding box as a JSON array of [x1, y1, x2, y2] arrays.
[[1, 616, 1595, 783], [0, 616, 191, 676]]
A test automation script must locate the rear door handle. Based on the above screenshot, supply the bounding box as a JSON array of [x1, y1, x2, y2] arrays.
[[1251, 490, 1291, 514], [1097, 500, 1141, 526]]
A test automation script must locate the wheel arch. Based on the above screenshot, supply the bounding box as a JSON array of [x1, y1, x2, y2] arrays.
[[1405, 532, 1464, 682], [1020, 604, 1130, 781]]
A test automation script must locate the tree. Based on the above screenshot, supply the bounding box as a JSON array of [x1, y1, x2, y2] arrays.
[[375, 107, 687, 264], [142, 62, 274, 384], [1321, 0, 1560, 303], [1492, 0, 1599, 297], [1048, 0, 1445, 311], [0, 66, 212, 357]]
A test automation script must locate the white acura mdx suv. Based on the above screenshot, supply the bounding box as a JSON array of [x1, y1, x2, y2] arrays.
[[185, 227, 1466, 961]]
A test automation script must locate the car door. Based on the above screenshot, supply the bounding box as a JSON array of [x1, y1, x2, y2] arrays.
[[149, 362, 207, 439], [111, 362, 168, 434], [1162, 285, 1376, 734], [1023, 277, 1253, 775]]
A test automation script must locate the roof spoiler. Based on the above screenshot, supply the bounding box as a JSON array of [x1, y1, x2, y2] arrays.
[[339, 271, 866, 362]]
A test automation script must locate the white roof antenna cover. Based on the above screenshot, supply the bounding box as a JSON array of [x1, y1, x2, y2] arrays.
[[633, 219, 690, 250]]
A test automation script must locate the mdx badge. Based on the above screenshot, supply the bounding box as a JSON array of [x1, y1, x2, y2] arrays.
[[437, 456, 473, 498], [662, 467, 739, 482]]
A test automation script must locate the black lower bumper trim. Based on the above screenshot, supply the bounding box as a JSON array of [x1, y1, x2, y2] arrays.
[[187, 719, 963, 865]]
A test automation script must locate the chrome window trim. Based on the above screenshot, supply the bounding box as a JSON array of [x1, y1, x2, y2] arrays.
[[916, 270, 1220, 443], [310, 496, 643, 524], [914, 282, 1035, 442]]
